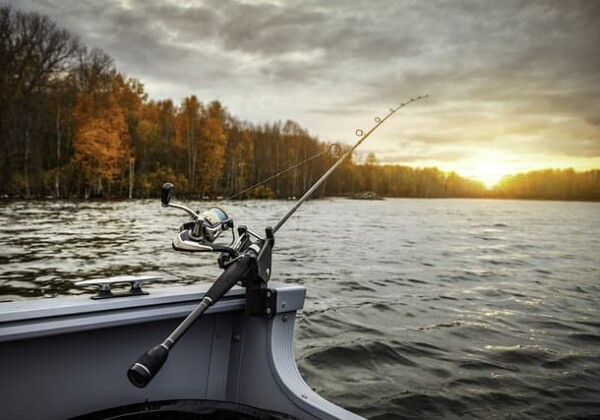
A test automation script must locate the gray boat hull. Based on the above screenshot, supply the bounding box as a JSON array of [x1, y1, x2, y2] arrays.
[[0, 282, 363, 420]]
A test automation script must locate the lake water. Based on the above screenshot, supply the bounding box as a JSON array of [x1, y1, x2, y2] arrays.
[[1, 198, 599, 419]]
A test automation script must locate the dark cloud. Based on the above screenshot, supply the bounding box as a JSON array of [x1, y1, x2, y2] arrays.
[[215, 1, 327, 55]]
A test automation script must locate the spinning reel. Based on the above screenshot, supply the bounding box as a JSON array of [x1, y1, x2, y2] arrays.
[[161, 183, 236, 255]]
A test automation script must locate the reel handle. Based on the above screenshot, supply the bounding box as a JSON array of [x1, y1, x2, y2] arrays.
[[161, 182, 174, 207]]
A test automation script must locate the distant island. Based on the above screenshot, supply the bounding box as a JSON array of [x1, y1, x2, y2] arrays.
[[1, 5, 599, 202], [352, 191, 384, 200]]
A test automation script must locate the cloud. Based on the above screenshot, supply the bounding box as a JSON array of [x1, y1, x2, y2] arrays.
[[7, 0, 600, 165]]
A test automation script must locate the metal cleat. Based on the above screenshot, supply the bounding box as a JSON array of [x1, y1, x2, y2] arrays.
[[75, 276, 162, 299]]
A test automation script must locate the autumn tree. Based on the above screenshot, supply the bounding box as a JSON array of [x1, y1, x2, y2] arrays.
[[130, 99, 184, 197], [72, 93, 130, 197]]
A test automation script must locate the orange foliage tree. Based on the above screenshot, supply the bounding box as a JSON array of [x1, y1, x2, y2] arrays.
[[72, 93, 130, 196]]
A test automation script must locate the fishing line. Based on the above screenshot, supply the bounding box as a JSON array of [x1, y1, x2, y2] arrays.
[[225, 143, 342, 200]]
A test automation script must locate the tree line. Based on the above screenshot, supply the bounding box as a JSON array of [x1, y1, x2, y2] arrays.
[[1, 6, 598, 201], [494, 169, 600, 201]]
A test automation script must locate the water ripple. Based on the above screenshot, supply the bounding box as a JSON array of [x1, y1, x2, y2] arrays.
[[2, 198, 600, 418]]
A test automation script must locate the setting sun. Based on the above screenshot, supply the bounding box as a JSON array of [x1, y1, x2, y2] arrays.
[[458, 151, 514, 189], [451, 152, 600, 190], [404, 150, 518, 190]]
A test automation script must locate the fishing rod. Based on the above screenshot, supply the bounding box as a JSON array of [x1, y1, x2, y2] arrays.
[[274, 95, 428, 233], [127, 95, 428, 388]]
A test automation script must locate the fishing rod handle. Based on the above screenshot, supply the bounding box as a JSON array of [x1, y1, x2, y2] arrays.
[[127, 296, 213, 388], [127, 249, 255, 388], [128, 344, 169, 388]]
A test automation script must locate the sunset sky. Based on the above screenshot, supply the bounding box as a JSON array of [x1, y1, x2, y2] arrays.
[[11, 0, 600, 187]]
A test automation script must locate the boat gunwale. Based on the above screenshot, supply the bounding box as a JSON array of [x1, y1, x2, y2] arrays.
[[0, 282, 306, 343]]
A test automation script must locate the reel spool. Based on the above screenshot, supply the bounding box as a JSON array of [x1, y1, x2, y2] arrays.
[[194, 208, 233, 242], [161, 183, 236, 254], [175, 207, 235, 253]]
